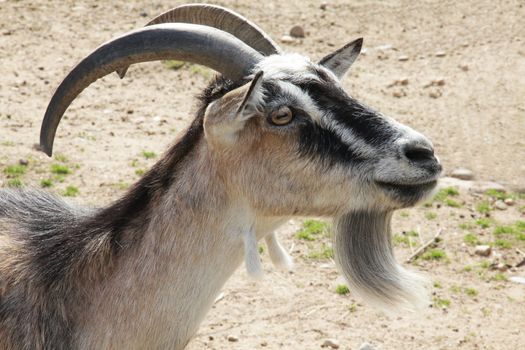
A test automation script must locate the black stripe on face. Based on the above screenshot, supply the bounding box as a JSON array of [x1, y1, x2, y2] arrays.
[[297, 80, 397, 147], [298, 118, 365, 166]]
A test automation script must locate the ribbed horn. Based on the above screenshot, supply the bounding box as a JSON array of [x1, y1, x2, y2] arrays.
[[40, 23, 263, 156], [116, 4, 280, 78]]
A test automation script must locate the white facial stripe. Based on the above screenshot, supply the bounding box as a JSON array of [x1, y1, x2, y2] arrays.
[[323, 116, 377, 158], [274, 80, 324, 124]]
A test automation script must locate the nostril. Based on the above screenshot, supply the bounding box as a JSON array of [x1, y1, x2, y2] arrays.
[[403, 144, 435, 163]]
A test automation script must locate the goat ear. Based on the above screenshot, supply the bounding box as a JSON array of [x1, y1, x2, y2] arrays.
[[319, 38, 363, 79], [204, 71, 264, 146], [236, 70, 264, 119]]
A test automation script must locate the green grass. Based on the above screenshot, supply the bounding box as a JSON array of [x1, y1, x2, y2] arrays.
[[494, 239, 512, 249], [164, 60, 186, 70], [462, 265, 473, 272], [464, 287, 478, 297], [425, 212, 437, 220], [54, 154, 69, 163], [421, 249, 447, 261], [51, 164, 71, 175], [4, 164, 26, 177], [433, 281, 442, 288], [463, 233, 479, 246], [130, 159, 139, 167], [40, 179, 53, 188], [63, 186, 79, 197], [476, 201, 491, 214], [335, 284, 350, 295], [135, 169, 145, 176], [433, 297, 451, 308], [459, 222, 475, 230], [485, 189, 509, 200], [445, 198, 462, 208], [399, 211, 410, 217], [491, 272, 507, 282], [434, 186, 459, 202], [142, 151, 157, 159], [189, 64, 212, 79], [476, 218, 494, 229], [1, 141, 15, 147], [7, 178, 23, 188], [307, 244, 333, 260], [296, 219, 329, 241]]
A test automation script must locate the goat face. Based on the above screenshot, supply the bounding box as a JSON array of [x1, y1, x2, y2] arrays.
[[204, 48, 441, 217]]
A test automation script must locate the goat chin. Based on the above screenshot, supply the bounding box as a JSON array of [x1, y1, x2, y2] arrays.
[[334, 211, 428, 313]]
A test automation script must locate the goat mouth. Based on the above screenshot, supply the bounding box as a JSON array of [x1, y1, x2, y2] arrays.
[[376, 180, 438, 198]]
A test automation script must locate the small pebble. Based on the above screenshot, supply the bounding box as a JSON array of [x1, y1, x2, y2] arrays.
[[398, 55, 409, 61], [494, 200, 507, 210], [320, 2, 328, 10], [280, 35, 295, 44], [321, 338, 340, 349], [504, 198, 514, 206], [359, 343, 377, 350], [475, 245, 491, 257], [227, 335, 239, 342], [435, 51, 447, 57], [18, 159, 29, 166], [459, 64, 469, 71], [290, 25, 305, 38], [450, 168, 474, 181], [429, 90, 441, 98]]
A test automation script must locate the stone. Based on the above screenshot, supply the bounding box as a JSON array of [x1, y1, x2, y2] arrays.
[[398, 55, 409, 61], [320, 2, 328, 10], [471, 181, 505, 194], [359, 343, 377, 350], [227, 335, 239, 342], [290, 25, 305, 38], [435, 51, 447, 57], [280, 35, 295, 44], [18, 159, 29, 166], [475, 245, 491, 257], [321, 339, 340, 349], [459, 64, 469, 71], [450, 167, 474, 180], [494, 200, 507, 210], [504, 198, 515, 206]]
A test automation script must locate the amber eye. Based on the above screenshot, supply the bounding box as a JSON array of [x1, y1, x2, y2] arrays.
[[270, 106, 293, 126]]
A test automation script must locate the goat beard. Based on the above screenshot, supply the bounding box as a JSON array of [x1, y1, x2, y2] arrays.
[[334, 210, 428, 312]]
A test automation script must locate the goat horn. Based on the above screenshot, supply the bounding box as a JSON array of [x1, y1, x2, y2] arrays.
[[116, 4, 280, 78], [40, 23, 263, 156]]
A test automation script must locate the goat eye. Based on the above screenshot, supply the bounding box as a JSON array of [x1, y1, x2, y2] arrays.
[[270, 106, 293, 126]]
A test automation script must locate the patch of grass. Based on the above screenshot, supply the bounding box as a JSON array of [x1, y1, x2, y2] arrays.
[[307, 244, 333, 260], [450, 285, 462, 294], [462, 265, 473, 272], [335, 284, 350, 295], [476, 201, 491, 214], [445, 198, 462, 208], [258, 245, 264, 254], [4, 164, 26, 177], [459, 222, 475, 230], [425, 212, 437, 220], [421, 249, 447, 261], [130, 159, 139, 167], [433, 281, 442, 288], [164, 60, 186, 70], [434, 186, 459, 202], [493, 225, 516, 236], [494, 239, 512, 249], [51, 164, 71, 175], [475, 218, 494, 229], [479, 260, 491, 269], [399, 211, 410, 218], [464, 287, 478, 297], [63, 186, 79, 197], [393, 234, 410, 246], [433, 297, 451, 308], [54, 154, 68, 163], [348, 303, 358, 313], [485, 189, 509, 200], [491, 272, 507, 282], [7, 178, 23, 188], [135, 169, 145, 176], [1, 141, 15, 146], [463, 233, 479, 246], [189, 64, 212, 79], [296, 219, 329, 241], [142, 151, 157, 159], [40, 179, 53, 188]]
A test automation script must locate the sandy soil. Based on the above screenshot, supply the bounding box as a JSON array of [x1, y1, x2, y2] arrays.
[[1, 0, 524, 349]]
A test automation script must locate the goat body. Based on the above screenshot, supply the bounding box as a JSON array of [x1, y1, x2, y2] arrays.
[[1, 4, 442, 349]]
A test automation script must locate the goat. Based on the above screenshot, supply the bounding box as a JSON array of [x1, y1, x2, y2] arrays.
[[0, 4, 442, 349]]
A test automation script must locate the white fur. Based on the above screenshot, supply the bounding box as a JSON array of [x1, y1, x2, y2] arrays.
[[265, 232, 293, 270]]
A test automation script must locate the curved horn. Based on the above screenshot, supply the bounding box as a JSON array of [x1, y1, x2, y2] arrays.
[[40, 23, 263, 156], [117, 4, 280, 78]]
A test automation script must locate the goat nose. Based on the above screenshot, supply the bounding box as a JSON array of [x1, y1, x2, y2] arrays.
[[402, 142, 436, 164]]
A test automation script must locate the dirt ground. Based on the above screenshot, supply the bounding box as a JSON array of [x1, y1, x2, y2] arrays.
[[1, 0, 524, 349]]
